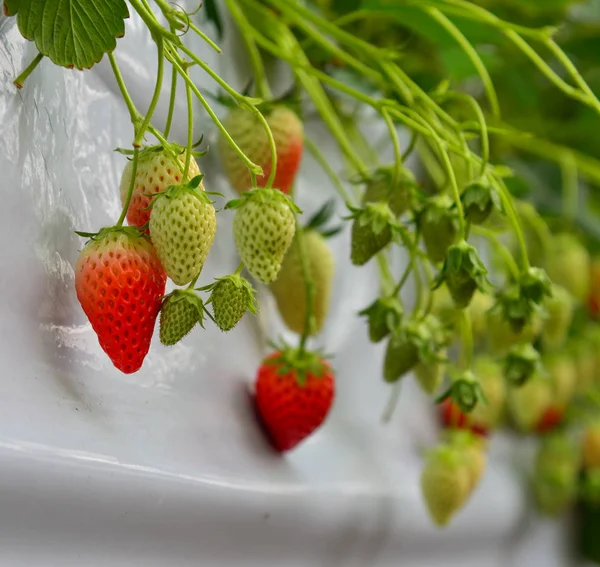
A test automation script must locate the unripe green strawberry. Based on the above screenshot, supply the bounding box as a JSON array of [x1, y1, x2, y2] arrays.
[[149, 178, 216, 286], [421, 445, 471, 527], [362, 166, 416, 217], [159, 290, 205, 346], [583, 423, 600, 470], [544, 353, 577, 408], [218, 105, 303, 194], [533, 434, 579, 517], [384, 329, 419, 383], [270, 229, 334, 336], [419, 194, 460, 264], [349, 203, 397, 266], [414, 351, 446, 395], [227, 189, 300, 284], [541, 284, 573, 349], [469, 357, 506, 430], [359, 296, 404, 343], [545, 233, 591, 303], [508, 375, 552, 433], [210, 273, 258, 332], [445, 430, 488, 494], [120, 147, 200, 231], [468, 291, 494, 340]]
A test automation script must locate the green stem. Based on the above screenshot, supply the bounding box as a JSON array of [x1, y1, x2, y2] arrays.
[[116, 147, 140, 228], [253, 109, 278, 189], [108, 53, 140, 124], [402, 132, 418, 162], [380, 107, 402, 187], [134, 36, 165, 147], [295, 222, 315, 355], [515, 201, 553, 260], [13, 52, 44, 88], [224, 0, 271, 99], [425, 7, 500, 117], [376, 253, 395, 296], [183, 66, 194, 182], [187, 270, 202, 290], [163, 59, 178, 139]]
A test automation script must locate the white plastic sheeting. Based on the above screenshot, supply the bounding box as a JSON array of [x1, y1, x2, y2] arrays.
[[0, 5, 574, 566]]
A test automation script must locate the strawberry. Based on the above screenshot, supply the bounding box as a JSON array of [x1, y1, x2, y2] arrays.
[[270, 229, 334, 335], [149, 177, 216, 285], [533, 434, 579, 516], [414, 353, 446, 395], [508, 375, 552, 433], [120, 146, 200, 231], [361, 166, 416, 217], [469, 357, 506, 430], [413, 315, 449, 394], [468, 290, 494, 341], [535, 407, 565, 434], [218, 105, 303, 194], [208, 271, 258, 332], [227, 189, 300, 284], [348, 203, 397, 266], [544, 353, 577, 408], [421, 444, 471, 527], [75, 227, 166, 373], [486, 307, 541, 355], [384, 319, 431, 383], [254, 348, 335, 452], [359, 296, 404, 343], [545, 233, 591, 303], [159, 290, 205, 346], [583, 423, 600, 470], [418, 194, 460, 264], [444, 430, 488, 494], [541, 284, 574, 349]]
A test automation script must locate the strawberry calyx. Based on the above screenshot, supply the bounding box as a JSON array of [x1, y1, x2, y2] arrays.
[[147, 174, 217, 207], [461, 180, 500, 225], [263, 344, 331, 387], [225, 188, 302, 214], [75, 225, 148, 244], [520, 267, 553, 305], [493, 284, 540, 333], [304, 200, 343, 238], [344, 202, 401, 235], [433, 240, 491, 309], [162, 288, 208, 326], [437, 370, 487, 414], [201, 272, 258, 316], [359, 295, 404, 343], [503, 343, 542, 387]]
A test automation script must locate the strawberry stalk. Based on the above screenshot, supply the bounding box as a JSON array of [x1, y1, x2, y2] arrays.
[[13, 52, 44, 89], [183, 64, 194, 183]]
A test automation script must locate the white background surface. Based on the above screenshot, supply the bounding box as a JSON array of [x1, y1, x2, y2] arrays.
[[0, 3, 576, 565]]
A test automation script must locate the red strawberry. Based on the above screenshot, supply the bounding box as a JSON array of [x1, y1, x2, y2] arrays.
[[219, 105, 303, 194], [75, 227, 166, 374], [254, 349, 335, 452], [535, 407, 565, 434]]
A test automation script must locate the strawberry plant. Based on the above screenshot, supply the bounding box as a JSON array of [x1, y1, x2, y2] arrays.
[[7, 0, 600, 550]]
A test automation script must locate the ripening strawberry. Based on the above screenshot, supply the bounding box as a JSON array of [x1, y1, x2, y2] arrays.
[[228, 189, 300, 284], [254, 349, 335, 452], [582, 423, 600, 470], [210, 273, 258, 332], [149, 178, 216, 286], [421, 444, 471, 527], [218, 105, 303, 194], [75, 227, 166, 373], [545, 233, 591, 303], [270, 229, 334, 335], [159, 290, 205, 346], [120, 147, 200, 231]]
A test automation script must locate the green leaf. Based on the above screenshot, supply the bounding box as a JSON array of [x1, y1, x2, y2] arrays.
[[203, 0, 223, 40], [7, 0, 129, 70]]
